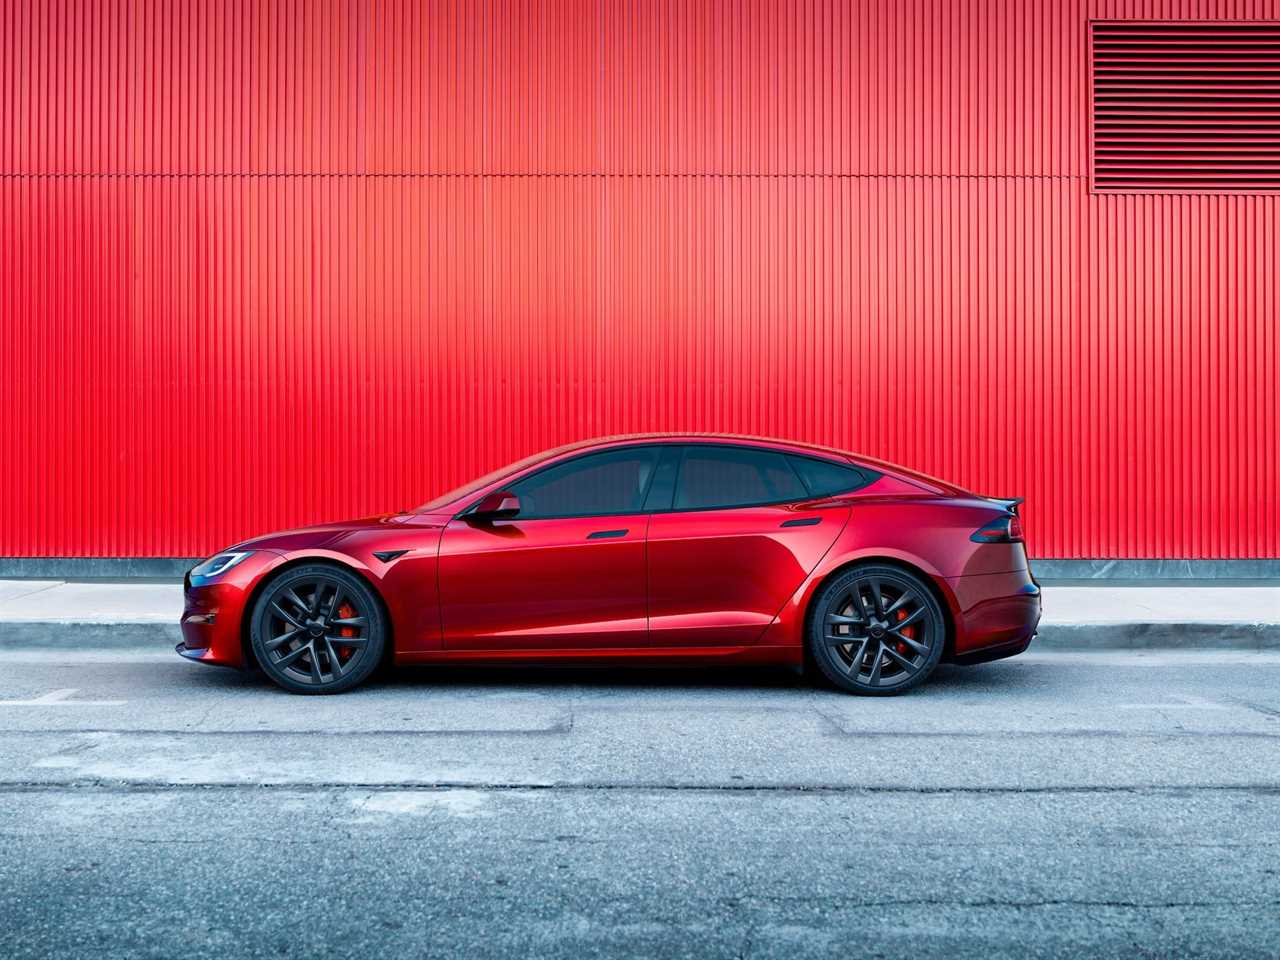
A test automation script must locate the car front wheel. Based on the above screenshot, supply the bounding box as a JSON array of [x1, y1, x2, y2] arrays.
[[250, 563, 386, 694]]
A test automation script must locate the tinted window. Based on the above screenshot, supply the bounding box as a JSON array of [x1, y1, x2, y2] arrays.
[[641, 446, 682, 512], [787, 455, 876, 497], [674, 446, 807, 510], [509, 447, 660, 518]]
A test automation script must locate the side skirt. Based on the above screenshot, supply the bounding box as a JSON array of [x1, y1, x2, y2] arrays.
[[395, 645, 803, 668]]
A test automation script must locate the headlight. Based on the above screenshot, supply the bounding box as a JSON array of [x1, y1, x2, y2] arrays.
[[190, 551, 253, 578]]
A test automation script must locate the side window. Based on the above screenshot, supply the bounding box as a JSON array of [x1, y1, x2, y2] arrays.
[[641, 446, 682, 512], [673, 446, 808, 510], [508, 447, 660, 518], [787, 455, 877, 497]]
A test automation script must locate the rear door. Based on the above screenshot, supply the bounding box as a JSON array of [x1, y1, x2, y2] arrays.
[[646, 445, 852, 647]]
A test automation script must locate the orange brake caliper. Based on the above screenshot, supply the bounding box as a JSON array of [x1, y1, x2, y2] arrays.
[[335, 603, 357, 660], [895, 607, 914, 656]]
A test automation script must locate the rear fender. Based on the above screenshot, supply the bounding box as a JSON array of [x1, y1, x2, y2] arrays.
[[757, 545, 965, 653]]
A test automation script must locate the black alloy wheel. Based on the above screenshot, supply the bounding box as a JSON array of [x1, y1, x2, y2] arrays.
[[808, 564, 946, 695], [250, 564, 386, 694]]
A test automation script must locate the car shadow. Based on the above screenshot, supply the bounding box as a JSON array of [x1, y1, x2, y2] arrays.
[[175, 652, 1041, 697], [364, 658, 1042, 696], [377, 662, 812, 694]]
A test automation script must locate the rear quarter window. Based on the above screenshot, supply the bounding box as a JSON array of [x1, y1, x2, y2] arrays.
[[787, 455, 878, 497]]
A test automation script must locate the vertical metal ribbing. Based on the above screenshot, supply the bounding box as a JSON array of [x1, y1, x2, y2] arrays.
[[0, 0, 1276, 559]]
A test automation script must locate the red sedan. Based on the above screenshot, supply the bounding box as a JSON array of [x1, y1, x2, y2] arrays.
[[178, 435, 1041, 695]]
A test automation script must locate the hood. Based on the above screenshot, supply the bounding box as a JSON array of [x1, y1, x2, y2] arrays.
[[230, 513, 412, 553]]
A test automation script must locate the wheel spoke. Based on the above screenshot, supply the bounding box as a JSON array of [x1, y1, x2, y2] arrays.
[[282, 588, 312, 618], [309, 646, 323, 683], [270, 602, 305, 629], [330, 616, 367, 628], [848, 588, 870, 621], [882, 644, 916, 670], [868, 578, 885, 617], [325, 635, 368, 649], [890, 630, 929, 656], [276, 644, 310, 669], [323, 638, 344, 678], [866, 644, 883, 685], [826, 612, 861, 626], [265, 627, 303, 650], [848, 637, 870, 674], [326, 587, 344, 619], [894, 607, 925, 629], [884, 591, 915, 616]]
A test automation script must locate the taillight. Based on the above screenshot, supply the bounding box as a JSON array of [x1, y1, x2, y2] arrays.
[[971, 515, 1024, 543]]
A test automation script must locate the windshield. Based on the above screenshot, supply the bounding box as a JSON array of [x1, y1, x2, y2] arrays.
[[415, 455, 541, 512], [415, 440, 598, 511]]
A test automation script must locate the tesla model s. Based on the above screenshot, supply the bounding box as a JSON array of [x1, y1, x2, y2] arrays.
[[178, 435, 1041, 695]]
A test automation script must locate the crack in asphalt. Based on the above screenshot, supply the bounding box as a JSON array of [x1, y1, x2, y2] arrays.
[[2, 830, 1274, 851], [5, 725, 1280, 738], [1225, 698, 1280, 720], [717, 897, 1280, 910], [2, 781, 1280, 794]]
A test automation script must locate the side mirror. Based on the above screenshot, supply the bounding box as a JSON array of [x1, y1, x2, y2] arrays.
[[472, 490, 521, 520]]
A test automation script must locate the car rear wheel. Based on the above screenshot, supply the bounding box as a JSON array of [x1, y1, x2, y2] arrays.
[[808, 564, 946, 695], [250, 564, 386, 694]]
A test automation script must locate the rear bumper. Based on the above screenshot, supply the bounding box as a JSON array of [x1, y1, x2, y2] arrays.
[[945, 567, 1041, 662], [949, 632, 1035, 665]]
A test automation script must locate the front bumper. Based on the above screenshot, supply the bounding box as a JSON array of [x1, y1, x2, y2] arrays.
[[178, 551, 281, 668], [175, 639, 216, 661]]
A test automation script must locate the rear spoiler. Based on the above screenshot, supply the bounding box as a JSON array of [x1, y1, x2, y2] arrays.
[[986, 497, 1023, 515]]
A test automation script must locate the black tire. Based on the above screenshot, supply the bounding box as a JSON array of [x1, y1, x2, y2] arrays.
[[807, 564, 946, 696], [250, 563, 387, 695]]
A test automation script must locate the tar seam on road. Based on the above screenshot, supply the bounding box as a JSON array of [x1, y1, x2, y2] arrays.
[[3, 724, 573, 736], [2, 781, 1280, 795], [1224, 698, 1280, 720], [7, 726, 1280, 738]]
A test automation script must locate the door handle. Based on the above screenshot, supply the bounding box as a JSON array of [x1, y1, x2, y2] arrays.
[[587, 528, 629, 539], [780, 517, 821, 528]]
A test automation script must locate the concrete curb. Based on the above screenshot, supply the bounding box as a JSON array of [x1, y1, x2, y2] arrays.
[[0, 622, 183, 648], [0, 558, 201, 578], [1, 621, 1278, 651], [1036, 622, 1280, 650]]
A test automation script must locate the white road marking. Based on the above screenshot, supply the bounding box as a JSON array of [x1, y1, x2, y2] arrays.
[[0, 688, 126, 707]]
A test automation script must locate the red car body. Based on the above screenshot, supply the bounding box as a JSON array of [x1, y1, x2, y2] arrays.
[[179, 435, 1040, 680]]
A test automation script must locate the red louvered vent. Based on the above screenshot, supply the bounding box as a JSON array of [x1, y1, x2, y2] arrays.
[[1091, 21, 1280, 193]]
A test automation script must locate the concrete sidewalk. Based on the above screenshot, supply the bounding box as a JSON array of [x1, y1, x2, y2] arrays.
[[0, 579, 1277, 649]]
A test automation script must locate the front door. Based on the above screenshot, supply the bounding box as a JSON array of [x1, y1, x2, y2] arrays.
[[438, 446, 661, 650]]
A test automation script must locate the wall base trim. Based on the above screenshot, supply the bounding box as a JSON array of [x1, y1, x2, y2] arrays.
[[0, 557, 1278, 582], [1030, 559, 1280, 582], [0, 558, 201, 579]]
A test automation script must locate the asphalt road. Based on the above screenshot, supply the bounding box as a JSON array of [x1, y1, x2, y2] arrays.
[[1, 646, 1279, 958]]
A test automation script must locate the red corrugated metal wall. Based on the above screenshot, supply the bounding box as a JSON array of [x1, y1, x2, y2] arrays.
[[1, 0, 1276, 559]]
